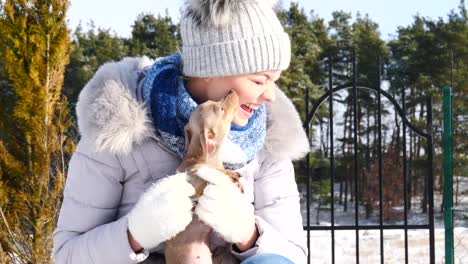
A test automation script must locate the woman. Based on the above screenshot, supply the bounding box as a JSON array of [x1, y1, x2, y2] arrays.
[[53, 0, 309, 263]]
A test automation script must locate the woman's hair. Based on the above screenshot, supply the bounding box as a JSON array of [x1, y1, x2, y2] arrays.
[[180, 0, 291, 78]]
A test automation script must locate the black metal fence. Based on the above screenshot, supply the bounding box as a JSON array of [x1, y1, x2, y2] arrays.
[[303, 55, 435, 264]]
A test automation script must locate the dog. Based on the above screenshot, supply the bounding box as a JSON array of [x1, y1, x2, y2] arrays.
[[164, 91, 243, 264]]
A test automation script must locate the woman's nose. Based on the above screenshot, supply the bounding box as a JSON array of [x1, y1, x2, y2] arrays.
[[261, 83, 276, 103]]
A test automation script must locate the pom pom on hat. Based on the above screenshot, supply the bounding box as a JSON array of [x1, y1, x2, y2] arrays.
[[185, 0, 280, 28]]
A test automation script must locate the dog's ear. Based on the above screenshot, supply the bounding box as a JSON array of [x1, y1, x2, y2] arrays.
[[184, 125, 192, 154], [200, 128, 216, 160]]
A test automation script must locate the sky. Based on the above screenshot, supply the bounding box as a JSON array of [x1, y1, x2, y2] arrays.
[[66, 0, 464, 41]]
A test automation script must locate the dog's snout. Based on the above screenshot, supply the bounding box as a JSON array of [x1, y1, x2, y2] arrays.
[[223, 91, 239, 109], [226, 91, 239, 102]]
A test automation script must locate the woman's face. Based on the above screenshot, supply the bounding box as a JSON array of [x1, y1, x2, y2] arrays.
[[188, 70, 282, 126]]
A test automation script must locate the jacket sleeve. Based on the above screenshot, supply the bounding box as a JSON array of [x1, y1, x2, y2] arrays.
[[53, 138, 147, 264], [231, 157, 307, 264]]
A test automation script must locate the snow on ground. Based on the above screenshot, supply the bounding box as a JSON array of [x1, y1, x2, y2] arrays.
[[300, 176, 468, 263], [304, 227, 467, 264]]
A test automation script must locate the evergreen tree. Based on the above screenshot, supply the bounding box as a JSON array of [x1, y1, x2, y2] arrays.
[[321, 11, 389, 209], [387, 2, 467, 209], [128, 12, 180, 58], [276, 2, 328, 188], [0, 1, 74, 263], [63, 23, 129, 104]]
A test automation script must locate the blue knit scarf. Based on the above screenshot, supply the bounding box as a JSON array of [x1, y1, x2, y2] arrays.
[[139, 53, 266, 170]]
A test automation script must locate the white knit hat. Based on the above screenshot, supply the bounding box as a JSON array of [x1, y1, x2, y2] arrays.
[[180, 0, 291, 77]]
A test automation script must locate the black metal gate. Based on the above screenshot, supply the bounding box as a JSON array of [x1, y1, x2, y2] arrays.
[[303, 55, 435, 264]]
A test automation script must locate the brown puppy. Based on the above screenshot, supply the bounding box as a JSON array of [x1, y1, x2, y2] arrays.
[[164, 91, 242, 264]]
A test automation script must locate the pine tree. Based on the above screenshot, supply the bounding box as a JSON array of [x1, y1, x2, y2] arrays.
[[276, 2, 327, 188], [63, 23, 129, 104], [0, 1, 74, 263], [128, 12, 180, 58], [387, 2, 467, 210]]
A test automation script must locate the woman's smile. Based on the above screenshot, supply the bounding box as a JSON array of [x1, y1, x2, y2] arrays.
[[239, 103, 255, 119]]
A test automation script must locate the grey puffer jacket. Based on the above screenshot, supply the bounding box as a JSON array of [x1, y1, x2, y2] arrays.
[[52, 57, 310, 264]]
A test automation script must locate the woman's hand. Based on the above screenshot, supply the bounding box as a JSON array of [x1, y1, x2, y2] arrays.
[[127, 172, 195, 250], [194, 166, 257, 248], [233, 223, 258, 252], [127, 229, 143, 252]]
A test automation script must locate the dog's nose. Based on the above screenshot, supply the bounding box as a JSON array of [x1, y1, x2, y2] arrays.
[[223, 90, 239, 106]]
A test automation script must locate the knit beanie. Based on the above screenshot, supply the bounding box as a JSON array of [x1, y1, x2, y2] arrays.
[[180, 0, 291, 77]]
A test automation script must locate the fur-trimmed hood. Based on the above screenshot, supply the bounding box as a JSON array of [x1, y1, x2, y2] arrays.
[[76, 57, 310, 161]]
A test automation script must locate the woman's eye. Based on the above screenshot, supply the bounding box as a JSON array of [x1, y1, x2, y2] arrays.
[[253, 80, 264, 85]]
